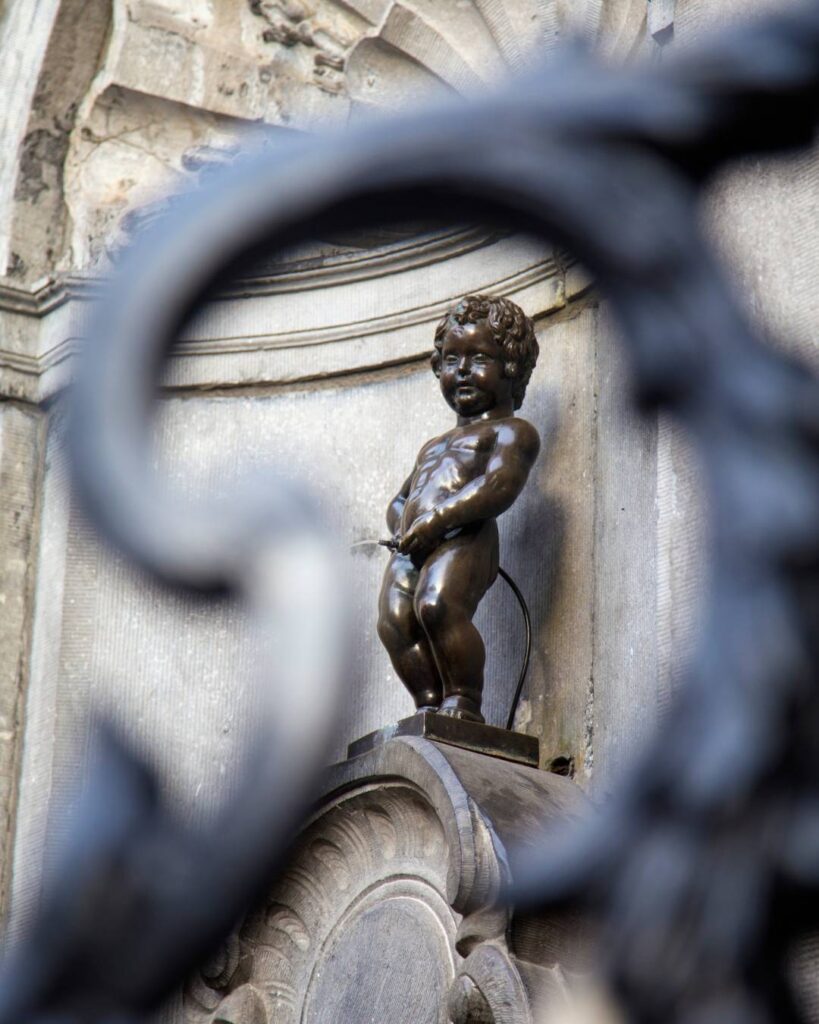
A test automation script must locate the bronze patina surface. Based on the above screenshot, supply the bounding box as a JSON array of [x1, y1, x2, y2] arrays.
[[377, 295, 541, 725], [347, 710, 540, 768]]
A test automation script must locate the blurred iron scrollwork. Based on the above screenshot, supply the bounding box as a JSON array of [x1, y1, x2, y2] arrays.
[[1, 4, 818, 1024]]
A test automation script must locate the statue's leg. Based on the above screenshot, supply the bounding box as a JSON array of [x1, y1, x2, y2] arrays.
[[413, 521, 499, 724], [377, 552, 443, 710]]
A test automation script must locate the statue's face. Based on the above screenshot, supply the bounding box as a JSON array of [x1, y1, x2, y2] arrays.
[[439, 321, 515, 417]]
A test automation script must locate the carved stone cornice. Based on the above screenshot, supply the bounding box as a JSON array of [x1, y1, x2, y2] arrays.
[[0, 228, 500, 317], [0, 230, 587, 403]]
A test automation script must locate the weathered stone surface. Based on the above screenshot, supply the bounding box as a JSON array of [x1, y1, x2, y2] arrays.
[[0, 0, 110, 282], [590, 310, 658, 791], [656, 413, 705, 715], [0, 405, 44, 918], [0, 0, 603, 281], [519, 306, 597, 780], [7, 412, 82, 941], [0, 0, 61, 275], [64, 87, 248, 271]]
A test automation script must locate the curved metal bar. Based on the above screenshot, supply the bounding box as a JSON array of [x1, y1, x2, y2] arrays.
[[1, 5, 818, 1024]]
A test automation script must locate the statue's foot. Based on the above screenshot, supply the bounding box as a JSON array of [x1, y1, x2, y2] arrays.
[[437, 696, 484, 724], [413, 688, 442, 714]]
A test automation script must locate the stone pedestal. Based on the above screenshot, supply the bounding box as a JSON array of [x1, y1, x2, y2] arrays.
[[347, 711, 540, 767], [184, 737, 589, 1024]]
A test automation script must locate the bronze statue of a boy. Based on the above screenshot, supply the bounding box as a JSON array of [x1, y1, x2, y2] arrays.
[[377, 294, 540, 724]]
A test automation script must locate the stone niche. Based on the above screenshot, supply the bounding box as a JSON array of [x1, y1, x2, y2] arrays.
[[184, 737, 588, 1024]]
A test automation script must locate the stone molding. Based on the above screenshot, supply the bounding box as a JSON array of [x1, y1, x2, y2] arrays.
[[0, 227, 501, 317], [184, 737, 588, 1024], [0, 230, 589, 403]]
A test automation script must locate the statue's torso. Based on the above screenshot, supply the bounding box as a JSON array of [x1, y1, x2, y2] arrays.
[[401, 421, 498, 530]]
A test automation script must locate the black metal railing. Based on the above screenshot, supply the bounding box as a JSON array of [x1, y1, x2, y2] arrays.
[[2, 4, 819, 1023]]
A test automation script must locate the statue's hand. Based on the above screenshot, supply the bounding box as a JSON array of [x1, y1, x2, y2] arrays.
[[398, 510, 443, 559]]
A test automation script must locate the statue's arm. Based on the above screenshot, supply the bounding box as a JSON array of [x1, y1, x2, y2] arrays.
[[386, 472, 413, 537], [434, 422, 540, 531]]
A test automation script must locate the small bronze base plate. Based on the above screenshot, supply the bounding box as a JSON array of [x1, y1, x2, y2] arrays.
[[347, 710, 539, 767]]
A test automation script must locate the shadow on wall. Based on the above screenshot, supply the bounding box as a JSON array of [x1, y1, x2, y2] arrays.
[[476, 388, 564, 736]]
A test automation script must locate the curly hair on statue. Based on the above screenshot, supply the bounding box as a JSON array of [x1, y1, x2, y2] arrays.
[[431, 294, 539, 410]]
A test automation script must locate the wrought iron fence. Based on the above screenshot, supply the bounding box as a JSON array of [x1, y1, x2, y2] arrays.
[[1, 4, 819, 1023]]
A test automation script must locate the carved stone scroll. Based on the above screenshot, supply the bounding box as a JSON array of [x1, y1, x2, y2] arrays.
[[185, 738, 588, 1024]]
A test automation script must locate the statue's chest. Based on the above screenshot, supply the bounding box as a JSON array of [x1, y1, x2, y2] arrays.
[[421, 430, 494, 470]]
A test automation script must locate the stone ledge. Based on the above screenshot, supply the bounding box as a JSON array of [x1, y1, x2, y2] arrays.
[[348, 710, 539, 767], [0, 231, 574, 402]]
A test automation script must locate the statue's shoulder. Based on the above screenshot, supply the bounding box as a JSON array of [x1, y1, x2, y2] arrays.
[[497, 415, 540, 456]]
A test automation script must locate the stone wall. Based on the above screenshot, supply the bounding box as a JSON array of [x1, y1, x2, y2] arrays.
[[0, 0, 817, 986], [0, 404, 44, 918]]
